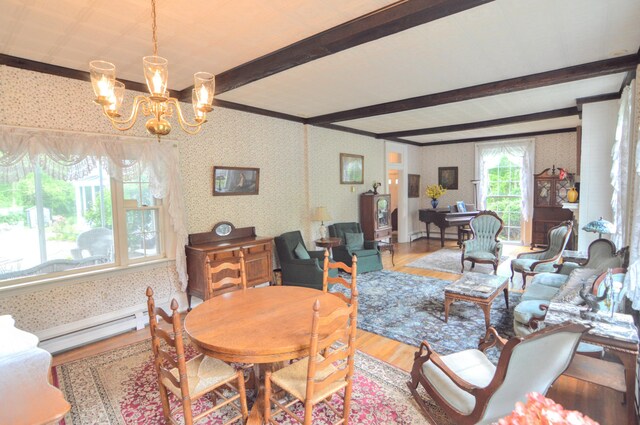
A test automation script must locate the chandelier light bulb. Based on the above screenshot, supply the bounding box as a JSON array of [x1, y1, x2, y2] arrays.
[[194, 72, 214, 112], [143, 56, 168, 98], [106, 81, 125, 117], [89, 60, 116, 105]]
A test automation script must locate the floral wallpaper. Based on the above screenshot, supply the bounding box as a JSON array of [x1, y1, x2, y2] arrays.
[[0, 65, 388, 334]]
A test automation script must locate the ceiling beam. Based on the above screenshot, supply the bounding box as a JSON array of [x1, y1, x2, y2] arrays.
[[575, 92, 619, 111], [418, 128, 577, 146], [307, 54, 638, 124], [377, 107, 578, 138], [213, 0, 494, 95], [0, 54, 172, 97]]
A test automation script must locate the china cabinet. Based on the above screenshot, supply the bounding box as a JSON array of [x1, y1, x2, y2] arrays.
[[532, 168, 574, 249]]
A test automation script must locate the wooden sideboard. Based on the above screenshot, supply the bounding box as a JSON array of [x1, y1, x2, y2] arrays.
[[185, 223, 273, 308]]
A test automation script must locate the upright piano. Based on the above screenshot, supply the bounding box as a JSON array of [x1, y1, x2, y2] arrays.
[[419, 207, 479, 247]]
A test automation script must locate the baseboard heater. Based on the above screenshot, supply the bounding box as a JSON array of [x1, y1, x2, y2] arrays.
[[37, 298, 169, 354]]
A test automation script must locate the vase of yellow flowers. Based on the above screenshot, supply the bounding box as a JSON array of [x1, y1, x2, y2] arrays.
[[425, 184, 447, 209]]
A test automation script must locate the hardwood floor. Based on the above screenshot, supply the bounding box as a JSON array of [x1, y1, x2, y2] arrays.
[[54, 236, 628, 424]]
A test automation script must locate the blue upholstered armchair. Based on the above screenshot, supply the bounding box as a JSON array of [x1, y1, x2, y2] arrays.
[[461, 211, 504, 274], [328, 222, 383, 274], [510, 220, 573, 289], [274, 230, 336, 290]]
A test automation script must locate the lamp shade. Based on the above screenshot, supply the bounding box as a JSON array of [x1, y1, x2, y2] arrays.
[[312, 207, 332, 222], [582, 217, 616, 238]]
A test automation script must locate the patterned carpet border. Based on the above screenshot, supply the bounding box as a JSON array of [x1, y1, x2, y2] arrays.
[[54, 339, 445, 424]]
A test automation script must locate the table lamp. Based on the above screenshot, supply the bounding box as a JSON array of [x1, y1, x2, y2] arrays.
[[582, 217, 616, 239], [312, 207, 332, 240]]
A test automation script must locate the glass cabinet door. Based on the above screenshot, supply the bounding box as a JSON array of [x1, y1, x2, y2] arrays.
[[535, 180, 552, 207], [376, 197, 389, 228]]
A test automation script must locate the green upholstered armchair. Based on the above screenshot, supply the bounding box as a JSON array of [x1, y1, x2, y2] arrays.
[[510, 220, 573, 289], [327, 222, 383, 274], [461, 211, 504, 274], [274, 230, 336, 290]]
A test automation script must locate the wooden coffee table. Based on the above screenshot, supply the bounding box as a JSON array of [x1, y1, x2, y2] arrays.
[[444, 272, 509, 328]]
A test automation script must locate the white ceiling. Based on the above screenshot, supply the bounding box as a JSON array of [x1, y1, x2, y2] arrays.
[[1, 0, 639, 145]]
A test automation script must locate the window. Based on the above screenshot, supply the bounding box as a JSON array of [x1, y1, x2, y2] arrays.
[[0, 158, 165, 282], [485, 155, 523, 243]]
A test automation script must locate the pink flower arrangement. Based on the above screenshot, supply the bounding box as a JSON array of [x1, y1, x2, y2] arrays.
[[498, 393, 599, 425]]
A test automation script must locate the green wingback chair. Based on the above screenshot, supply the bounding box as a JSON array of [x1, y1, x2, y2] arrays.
[[510, 220, 573, 289], [461, 211, 504, 274], [274, 230, 337, 290], [327, 222, 383, 274]]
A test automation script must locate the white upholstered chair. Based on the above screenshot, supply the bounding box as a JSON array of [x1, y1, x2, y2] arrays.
[[408, 322, 590, 425]]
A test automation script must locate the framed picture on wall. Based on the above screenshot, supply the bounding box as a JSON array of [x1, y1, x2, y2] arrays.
[[408, 174, 420, 198], [340, 153, 364, 184], [213, 166, 260, 195], [438, 166, 458, 190]]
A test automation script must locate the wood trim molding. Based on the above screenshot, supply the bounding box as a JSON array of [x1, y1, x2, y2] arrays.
[[418, 128, 577, 147], [213, 0, 494, 95], [377, 107, 579, 138], [576, 92, 620, 111], [212, 99, 305, 123], [307, 55, 638, 124], [0, 54, 180, 98]]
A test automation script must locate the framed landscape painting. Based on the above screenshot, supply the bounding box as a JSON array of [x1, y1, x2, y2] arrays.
[[438, 166, 458, 190], [213, 166, 260, 196], [340, 153, 364, 184]]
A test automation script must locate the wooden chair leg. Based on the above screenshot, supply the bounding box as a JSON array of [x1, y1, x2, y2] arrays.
[[303, 399, 314, 425], [237, 371, 249, 420], [343, 384, 353, 424], [264, 371, 272, 423]]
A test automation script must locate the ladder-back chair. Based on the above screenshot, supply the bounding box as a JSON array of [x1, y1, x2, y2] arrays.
[[322, 250, 358, 305], [264, 299, 357, 425], [146, 287, 248, 425], [205, 251, 247, 294]]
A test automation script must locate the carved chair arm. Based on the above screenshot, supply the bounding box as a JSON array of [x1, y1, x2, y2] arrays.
[[527, 304, 549, 330], [478, 327, 507, 352], [517, 248, 548, 260], [530, 256, 560, 271]]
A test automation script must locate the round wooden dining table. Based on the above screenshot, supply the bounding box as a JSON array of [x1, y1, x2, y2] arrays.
[[184, 285, 347, 424]]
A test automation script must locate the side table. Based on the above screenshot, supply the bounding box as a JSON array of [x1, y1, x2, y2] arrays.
[[314, 237, 342, 256], [544, 302, 638, 424], [377, 241, 395, 266]]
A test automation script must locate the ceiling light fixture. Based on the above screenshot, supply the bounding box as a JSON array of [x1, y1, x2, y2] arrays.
[[89, 0, 213, 138]]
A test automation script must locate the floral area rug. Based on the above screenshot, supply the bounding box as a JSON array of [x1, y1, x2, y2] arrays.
[[406, 248, 523, 288], [407, 248, 508, 275], [54, 340, 442, 424], [332, 270, 520, 360]]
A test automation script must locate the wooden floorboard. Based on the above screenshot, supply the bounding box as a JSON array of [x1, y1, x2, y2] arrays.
[[53, 237, 629, 424]]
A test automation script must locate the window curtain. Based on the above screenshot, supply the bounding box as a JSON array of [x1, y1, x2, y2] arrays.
[[0, 125, 189, 291], [475, 139, 535, 244], [611, 79, 640, 310]]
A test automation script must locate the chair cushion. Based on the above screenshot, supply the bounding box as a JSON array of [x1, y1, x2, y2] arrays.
[[551, 268, 598, 305], [162, 354, 236, 398], [352, 248, 378, 258], [422, 349, 495, 415], [294, 242, 310, 260], [345, 232, 364, 250], [514, 300, 548, 325], [511, 258, 556, 273], [270, 355, 346, 404], [521, 284, 559, 302], [530, 273, 568, 289], [465, 250, 497, 261]]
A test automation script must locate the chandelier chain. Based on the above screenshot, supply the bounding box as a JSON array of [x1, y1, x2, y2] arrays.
[[151, 0, 158, 56]]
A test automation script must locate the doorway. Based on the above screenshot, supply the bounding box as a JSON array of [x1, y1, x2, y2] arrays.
[[388, 169, 400, 241]]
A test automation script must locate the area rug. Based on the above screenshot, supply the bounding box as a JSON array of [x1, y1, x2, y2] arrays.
[[54, 340, 443, 424], [407, 248, 508, 275], [332, 270, 519, 358]]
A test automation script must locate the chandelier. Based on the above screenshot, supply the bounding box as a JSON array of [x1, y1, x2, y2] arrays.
[[89, 0, 213, 137]]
